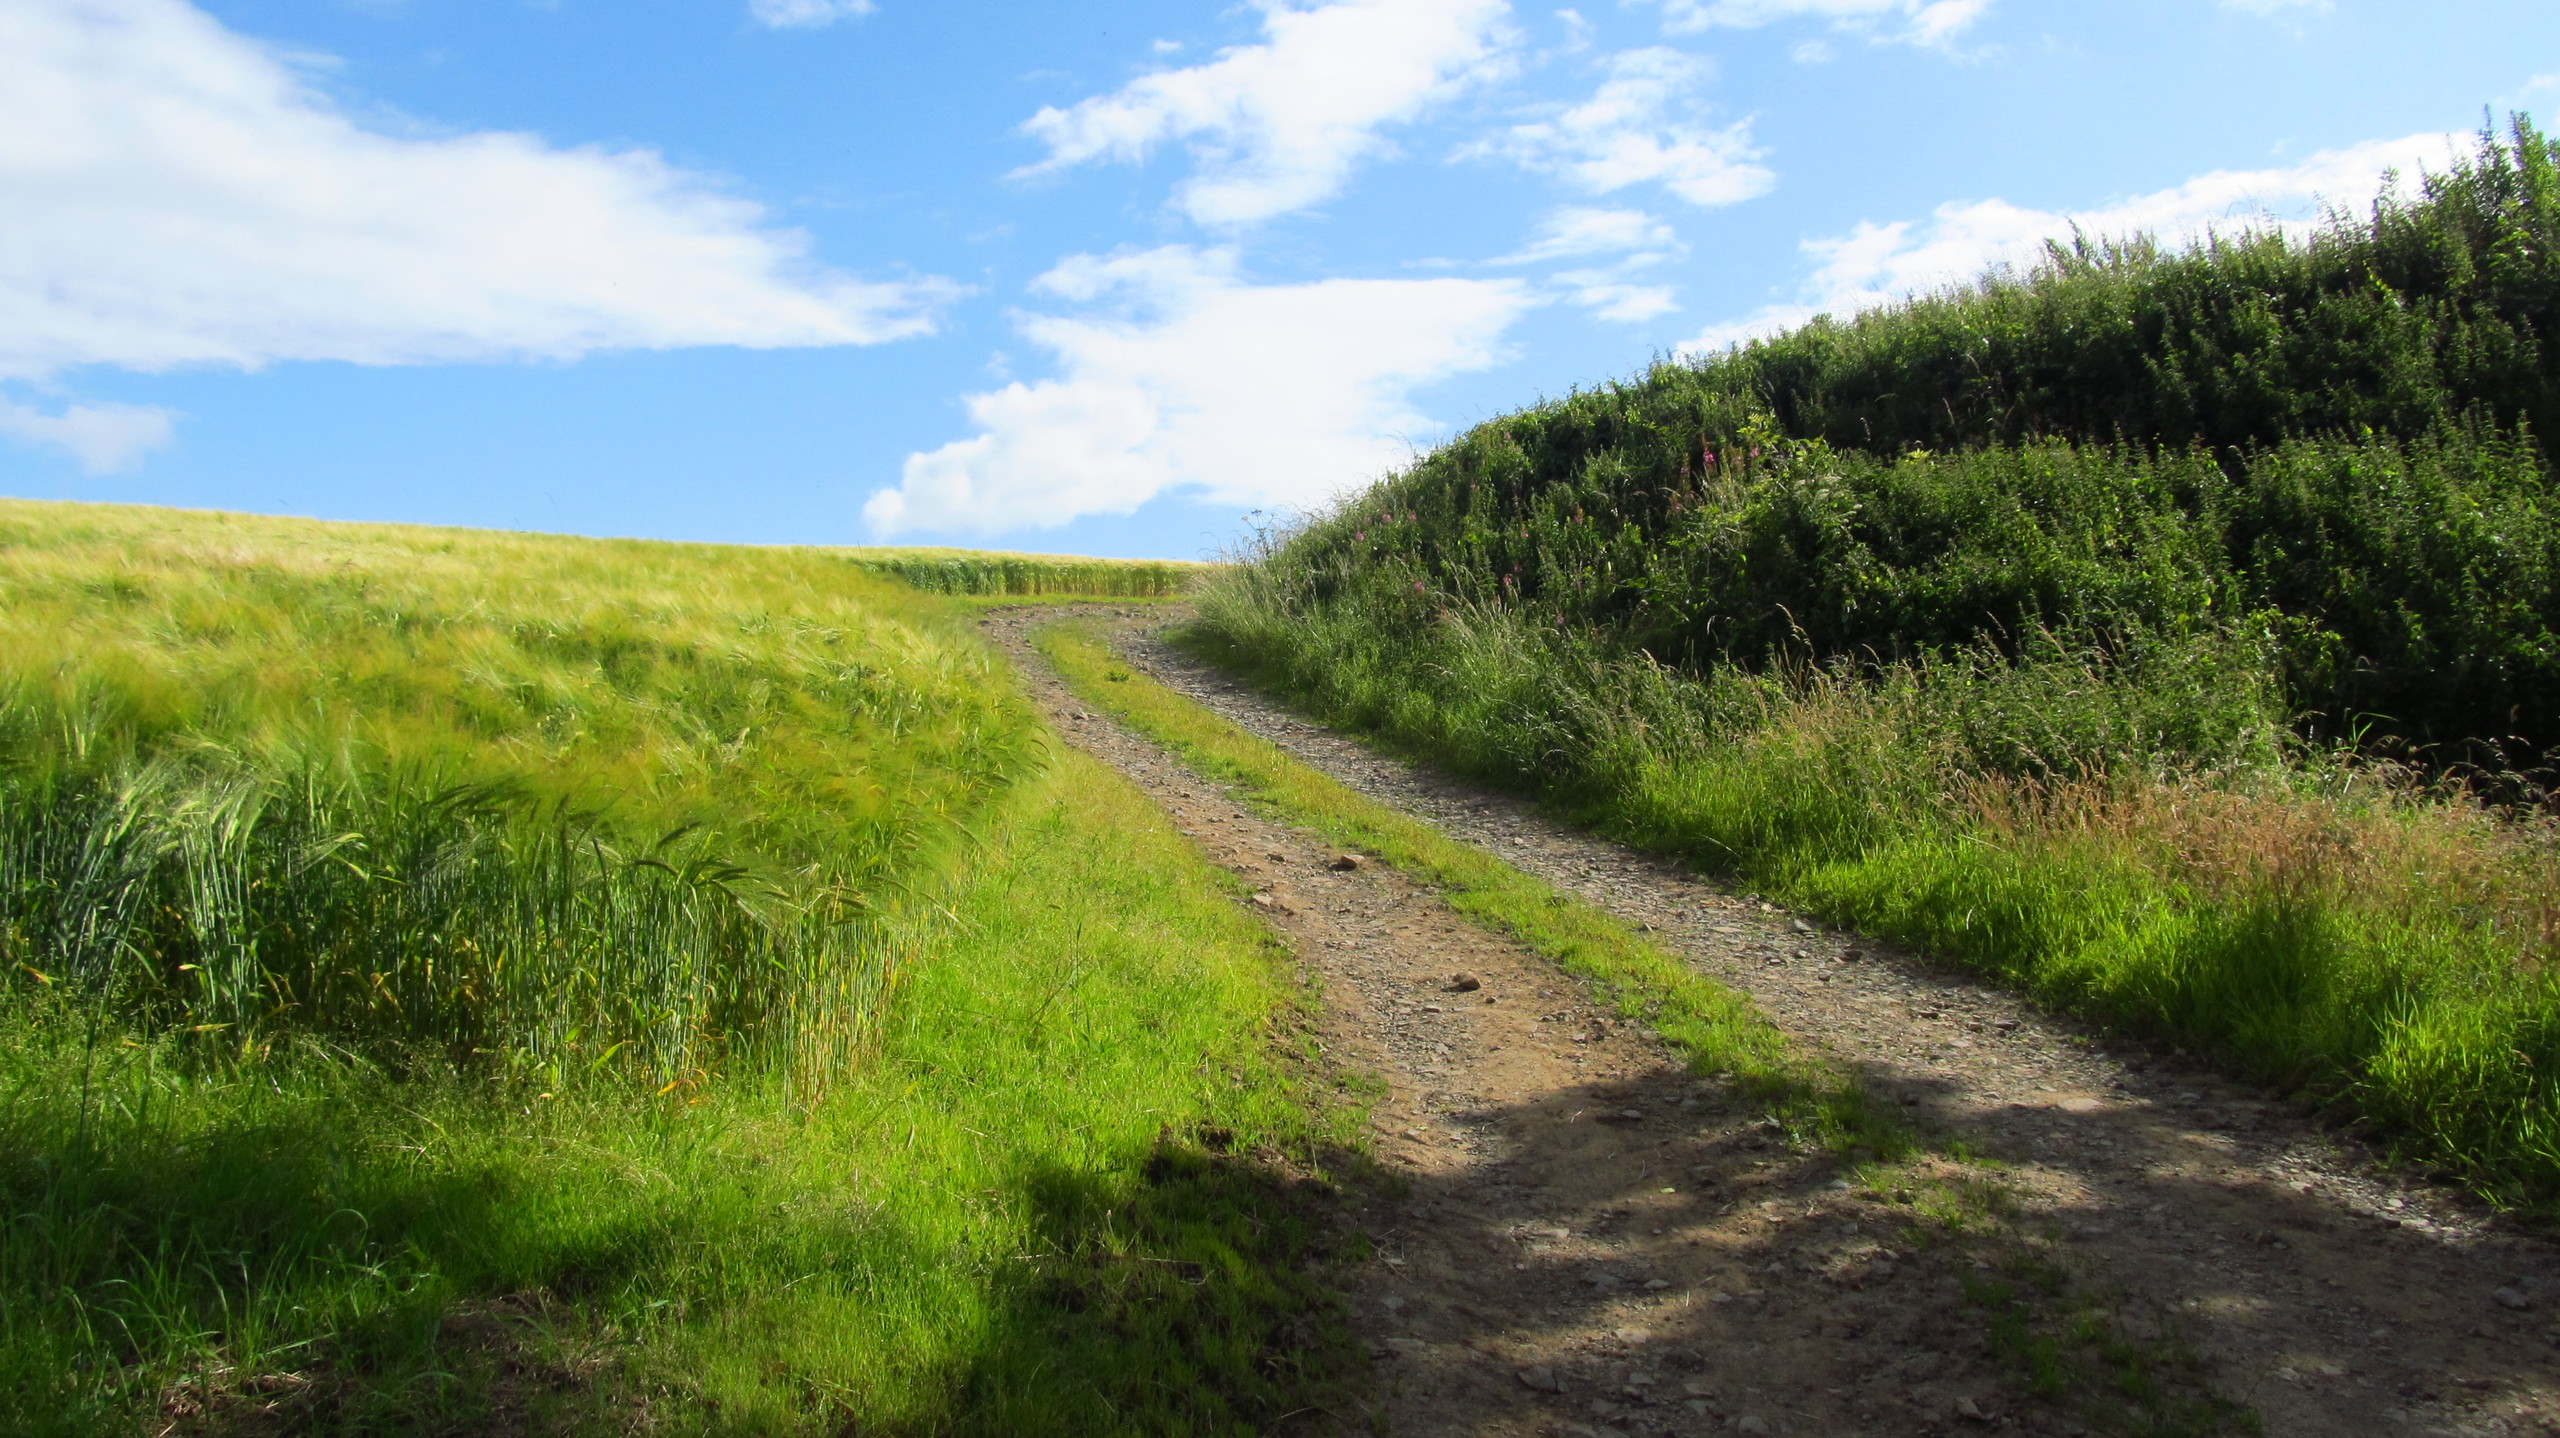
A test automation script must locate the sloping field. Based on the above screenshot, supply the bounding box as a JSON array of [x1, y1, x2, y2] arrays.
[[0, 502, 1348, 1433], [1190, 120, 2560, 1208]]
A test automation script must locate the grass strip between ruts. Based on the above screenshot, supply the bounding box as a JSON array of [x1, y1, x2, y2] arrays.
[[1034, 618, 1900, 1159]]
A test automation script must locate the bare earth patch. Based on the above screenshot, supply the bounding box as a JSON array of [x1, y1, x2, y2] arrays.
[[990, 608, 2560, 1438]]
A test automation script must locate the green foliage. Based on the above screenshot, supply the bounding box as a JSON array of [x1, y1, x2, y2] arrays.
[[1268, 120, 2560, 764], [1191, 123, 2560, 1208]]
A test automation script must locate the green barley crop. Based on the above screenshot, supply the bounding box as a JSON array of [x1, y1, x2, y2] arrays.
[[0, 500, 1041, 1083]]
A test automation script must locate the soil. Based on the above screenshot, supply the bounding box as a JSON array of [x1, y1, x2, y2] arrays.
[[986, 607, 2560, 1438]]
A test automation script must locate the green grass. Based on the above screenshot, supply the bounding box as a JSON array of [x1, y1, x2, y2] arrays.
[[0, 501, 1363, 1434], [0, 500, 1043, 1079], [836, 547, 1211, 597], [3, 750, 1361, 1436]]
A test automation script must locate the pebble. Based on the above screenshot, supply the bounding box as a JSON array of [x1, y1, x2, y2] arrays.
[[1328, 853, 1362, 871], [1517, 1364, 1565, 1393], [1736, 1416, 1771, 1435], [2494, 1286, 2534, 1311]]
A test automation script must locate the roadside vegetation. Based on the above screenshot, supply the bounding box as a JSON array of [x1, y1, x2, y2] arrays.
[[1188, 119, 2560, 1210], [0, 502, 1349, 1434]]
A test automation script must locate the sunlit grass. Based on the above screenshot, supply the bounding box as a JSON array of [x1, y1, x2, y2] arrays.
[[1, 753, 1360, 1434]]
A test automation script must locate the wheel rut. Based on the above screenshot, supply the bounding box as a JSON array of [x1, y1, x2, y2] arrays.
[[987, 608, 2560, 1438]]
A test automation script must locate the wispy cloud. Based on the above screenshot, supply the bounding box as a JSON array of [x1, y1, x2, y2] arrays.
[[1641, 0, 1991, 50], [1686, 130, 2464, 353], [1462, 47, 1773, 207], [0, 0, 952, 388], [2219, 0, 2332, 16], [1016, 0, 1515, 227], [1496, 206, 1684, 321], [870, 247, 1532, 534], [747, 0, 874, 29], [1497, 205, 1680, 262], [0, 394, 177, 473]]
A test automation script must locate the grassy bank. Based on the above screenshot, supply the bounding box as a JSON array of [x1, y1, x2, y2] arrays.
[[0, 501, 1360, 1433], [1188, 123, 2560, 1210]]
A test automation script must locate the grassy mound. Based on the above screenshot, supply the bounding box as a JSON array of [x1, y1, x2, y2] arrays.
[[1191, 121, 2560, 1209]]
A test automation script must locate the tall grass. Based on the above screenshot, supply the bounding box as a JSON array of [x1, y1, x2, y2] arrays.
[[0, 500, 1040, 1081], [1189, 575, 2560, 1204], [839, 548, 1206, 597], [2, 752, 1356, 1434]]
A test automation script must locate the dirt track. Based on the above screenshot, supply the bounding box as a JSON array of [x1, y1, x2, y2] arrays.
[[989, 608, 2560, 1438]]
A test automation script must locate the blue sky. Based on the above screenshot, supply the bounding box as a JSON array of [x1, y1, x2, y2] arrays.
[[2, 0, 2554, 558]]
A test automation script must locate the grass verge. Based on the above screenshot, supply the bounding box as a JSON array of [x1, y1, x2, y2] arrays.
[[3, 748, 1363, 1436]]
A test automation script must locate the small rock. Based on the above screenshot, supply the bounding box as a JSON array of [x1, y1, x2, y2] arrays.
[[1736, 1416, 1772, 1435], [1266, 850, 1289, 863], [1328, 853, 1362, 871], [1448, 973, 1483, 993], [1644, 1278, 1672, 1290], [1517, 1364, 1565, 1393], [2495, 1287, 2534, 1311], [1955, 1395, 1991, 1422], [1789, 918, 1815, 933]]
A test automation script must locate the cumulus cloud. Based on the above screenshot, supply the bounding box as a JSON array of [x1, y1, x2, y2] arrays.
[[1463, 48, 1773, 208], [0, 395, 177, 473], [1016, 0, 1515, 226], [1687, 129, 2463, 353], [1643, 0, 1990, 48], [748, 0, 875, 28], [0, 0, 950, 384], [868, 247, 1532, 535]]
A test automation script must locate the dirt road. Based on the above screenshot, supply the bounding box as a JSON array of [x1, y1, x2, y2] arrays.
[[989, 609, 2560, 1438]]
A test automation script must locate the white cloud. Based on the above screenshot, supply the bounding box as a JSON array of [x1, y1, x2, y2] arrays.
[[0, 0, 950, 384], [2220, 0, 2331, 14], [1553, 271, 1679, 322], [1497, 205, 1679, 262], [748, 0, 875, 28], [1015, 0, 1515, 226], [868, 247, 1532, 535], [1463, 47, 1773, 207], [1643, 0, 1990, 48], [1496, 206, 1683, 321], [0, 394, 176, 473], [1687, 129, 2462, 352]]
